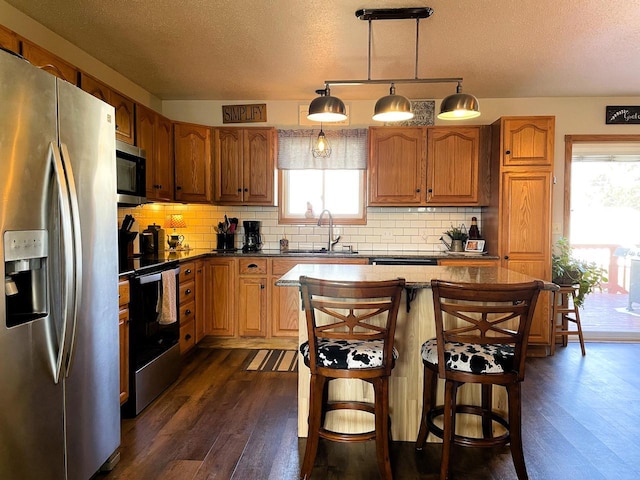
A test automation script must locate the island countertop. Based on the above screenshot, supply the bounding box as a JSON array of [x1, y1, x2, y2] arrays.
[[275, 263, 556, 290], [277, 263, 554, 442]]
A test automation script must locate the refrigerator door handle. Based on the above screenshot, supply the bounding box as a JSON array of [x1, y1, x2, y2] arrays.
[[59, 142, 83, 376], [49, 142, 74, 384]]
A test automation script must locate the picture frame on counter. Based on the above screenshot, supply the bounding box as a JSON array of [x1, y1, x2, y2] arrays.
[[465, 239, 485, 253]]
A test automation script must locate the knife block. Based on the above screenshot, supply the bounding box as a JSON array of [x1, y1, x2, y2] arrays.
[[118, 231, 138, 265]]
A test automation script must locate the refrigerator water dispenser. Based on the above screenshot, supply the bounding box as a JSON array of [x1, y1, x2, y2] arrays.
[[4, 230, 48, 328]]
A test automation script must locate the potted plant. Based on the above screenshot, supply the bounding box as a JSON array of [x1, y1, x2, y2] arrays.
[[442, 225, 469, 252], [551, 237, 608, 308]]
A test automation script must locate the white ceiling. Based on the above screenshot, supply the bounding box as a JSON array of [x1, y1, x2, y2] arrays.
[[6, 0, 640, 102]]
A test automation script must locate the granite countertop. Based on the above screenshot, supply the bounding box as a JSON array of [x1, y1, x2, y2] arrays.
[[275, 263, 557, 290], [118, 248, 499, 278]]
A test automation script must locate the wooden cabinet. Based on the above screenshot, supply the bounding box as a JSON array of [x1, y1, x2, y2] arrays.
[[20, 39, 78, 85], [238, 258, 268, 337], [213, 127, 276, 205], [194, 260, 206, 342], [118, 279, 130, 405], [437, 258, 500, 267], [368, 127, 426, 205], [174, 122, 213, 203], [501, 117, 554, 167], [0, 25, 19, 54], [484, 116, 555, 348], [178, 261, 197, 354], [203, 257, 237, 336], [136, 105, 174, 201], [80, 73, 135, 144], [369, 126, 489, 206], [426, 126, 490, 205]]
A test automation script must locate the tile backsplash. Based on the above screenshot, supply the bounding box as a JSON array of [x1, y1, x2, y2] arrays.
[[119, 203, 483, 253]]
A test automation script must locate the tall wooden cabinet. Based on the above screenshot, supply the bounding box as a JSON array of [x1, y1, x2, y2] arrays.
[[484, 116, 555, 348], [368, 126, 489, 206], [80, 73, 135, 145], [238, 258, 268, 337], [136, 105, 174, 201], [174, 122, 213, 203], [213, 127, 276, 205]]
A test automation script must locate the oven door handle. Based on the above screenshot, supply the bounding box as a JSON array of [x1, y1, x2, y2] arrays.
[[137, 266, 180, 284]]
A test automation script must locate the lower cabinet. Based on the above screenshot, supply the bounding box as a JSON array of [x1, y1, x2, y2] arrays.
[[179, 261, 197, 354], [238, 259, 268, 337], [118, 279, 130, 405], [203, 257, 237, 337]]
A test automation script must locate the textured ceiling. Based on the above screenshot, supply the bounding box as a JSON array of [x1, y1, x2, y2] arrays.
[[6, 0, 640, 101]]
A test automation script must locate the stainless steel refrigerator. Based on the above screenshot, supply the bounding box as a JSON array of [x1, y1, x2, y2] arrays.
[[0, 49, 120, 479]]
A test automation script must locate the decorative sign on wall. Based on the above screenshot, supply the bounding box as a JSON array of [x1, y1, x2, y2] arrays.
[[222, 104, 267, 123], [605, 106, 640, 124]]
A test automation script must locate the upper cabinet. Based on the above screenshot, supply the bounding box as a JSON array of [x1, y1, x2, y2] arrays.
[[174, 121, 212, 203], [368, 125, 489, 206], [0, 25, 19, 54], [80, 73, 135, 145], [20, 40, 79, 85], [426, 126, 490, 205], [213, 127, 276, 205], [500, 117, 554, 167], [368, 127, 426, 205], [136, 105, 174, 202]]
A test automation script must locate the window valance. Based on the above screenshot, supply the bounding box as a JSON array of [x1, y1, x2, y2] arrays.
[[277, 128, 368, 169]]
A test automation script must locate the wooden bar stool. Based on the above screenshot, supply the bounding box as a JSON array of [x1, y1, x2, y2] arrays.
[[551, 285, 586, 356]]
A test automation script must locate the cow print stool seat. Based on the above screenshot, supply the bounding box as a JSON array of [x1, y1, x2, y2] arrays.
[[415, 280, 544, 480], [298, 276, 405, 480]]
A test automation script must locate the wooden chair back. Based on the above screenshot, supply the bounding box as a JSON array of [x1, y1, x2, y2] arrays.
[[299, 276, 405, 376], [430, 280, 544, 381]]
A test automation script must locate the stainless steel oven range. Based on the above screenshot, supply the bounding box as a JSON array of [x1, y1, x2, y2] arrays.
[[123, 262, 181, 416]]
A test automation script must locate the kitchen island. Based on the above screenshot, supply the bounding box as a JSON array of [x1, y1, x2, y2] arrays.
[[276, 263, 555, 442]]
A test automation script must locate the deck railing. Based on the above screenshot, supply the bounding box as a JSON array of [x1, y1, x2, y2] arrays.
[[571, 244, 630, 294]]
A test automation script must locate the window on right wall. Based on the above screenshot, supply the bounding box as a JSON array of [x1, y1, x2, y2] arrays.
[[277, 129, 368, 225]]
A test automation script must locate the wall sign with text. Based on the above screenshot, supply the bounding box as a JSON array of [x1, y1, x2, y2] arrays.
[[606, 106, 640, 124], [222, 104, 267, 123]]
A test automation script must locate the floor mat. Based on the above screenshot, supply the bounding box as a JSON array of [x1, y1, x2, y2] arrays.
[[245, 349, 298, 372]]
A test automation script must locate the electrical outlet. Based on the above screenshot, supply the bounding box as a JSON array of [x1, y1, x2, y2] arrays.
[[552, 223, 562, 235], [382, 231, 394, 241]]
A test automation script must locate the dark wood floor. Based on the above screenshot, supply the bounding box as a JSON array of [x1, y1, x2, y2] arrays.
[[99, 343, 640, 480]]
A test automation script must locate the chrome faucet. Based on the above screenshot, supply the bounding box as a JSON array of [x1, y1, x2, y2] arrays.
[[317, 209, 341, 251]]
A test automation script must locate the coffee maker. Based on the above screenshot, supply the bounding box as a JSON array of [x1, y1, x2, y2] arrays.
[[242, 221, 262, 252]]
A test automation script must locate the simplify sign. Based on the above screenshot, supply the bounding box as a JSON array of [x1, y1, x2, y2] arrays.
[[222, 104, 267, 123]]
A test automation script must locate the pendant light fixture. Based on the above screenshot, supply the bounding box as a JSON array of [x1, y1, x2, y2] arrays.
[[307, 86, 347, 123], [372, 83, 413, 122], [311, 123, 331, 158], [437, 81, 481, 120], [309, 7, 481, 122]]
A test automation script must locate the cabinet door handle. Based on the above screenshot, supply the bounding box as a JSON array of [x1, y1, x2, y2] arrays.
[[260, 284, 265, 289], [244, 188, 248, 192], [185, 288, 192, 295], [185, 334, 192, 341], [416, 188, 421, 193], [185, 309, 192, 316], [237, 188, 242, 192], [185, 268, 192, 274], [504, 255, 509, 260], [505, 150, 511, 155], [176, 185, 182, 190]]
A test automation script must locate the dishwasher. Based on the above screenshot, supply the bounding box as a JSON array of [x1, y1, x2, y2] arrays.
[[368, 257, 438, 266]]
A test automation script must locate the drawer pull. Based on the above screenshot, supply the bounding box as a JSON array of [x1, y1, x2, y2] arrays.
[[185, 309, 192, 316], [185, 268, 192, 275], [248, 263, 258, 269], [185, 288, 192, 295], [185, 334, 192, 341]]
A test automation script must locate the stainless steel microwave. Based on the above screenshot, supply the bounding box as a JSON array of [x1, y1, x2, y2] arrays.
[[116, 140, 147, 206]]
